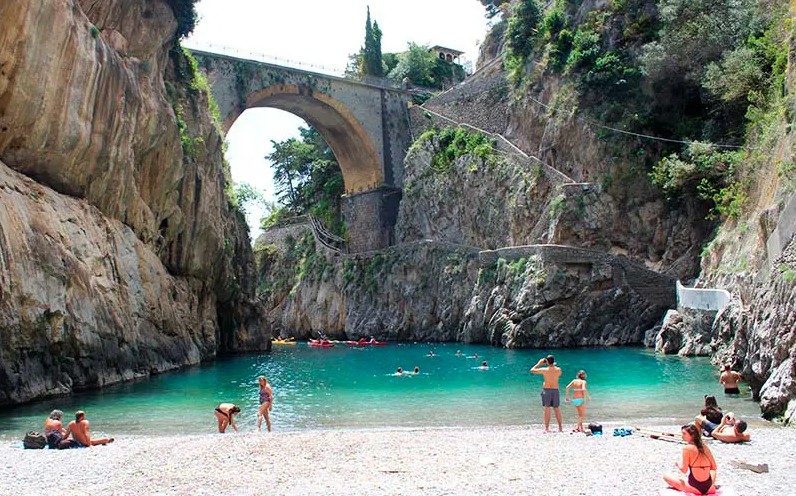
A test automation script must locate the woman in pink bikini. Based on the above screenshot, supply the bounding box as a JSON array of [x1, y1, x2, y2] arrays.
[[565, 370, 591, 433]]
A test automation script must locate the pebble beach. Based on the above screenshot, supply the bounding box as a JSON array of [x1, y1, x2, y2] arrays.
[[1, 423, 794, 496]]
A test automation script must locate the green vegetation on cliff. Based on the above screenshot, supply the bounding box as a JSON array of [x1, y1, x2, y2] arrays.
[[166, 0, 199, 39], [494, 0, 790, 221], [413, 127, 498, 174], [262, 128, 345, 235]]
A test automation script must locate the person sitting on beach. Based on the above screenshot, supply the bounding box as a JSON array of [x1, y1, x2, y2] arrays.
[[663, 424, 717, 495], [67, 411, 114, 447], [720, 365, 742, 394], [479, 361, 489, 370], [694, 395, 723, 437], [710, 413, 750, 443], [257, 376, 274, 432], [214, 403, 241, 433], [44, 410, 71, 449], [565, 370, 591, 433], [530, 355, 563, 433]]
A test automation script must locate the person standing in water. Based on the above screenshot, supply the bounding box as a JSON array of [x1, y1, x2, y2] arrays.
[[720, 364, 742, 394], [663, 424, 717, 495], [565, 370, 591, 433], [214, 403, 240, 433], [257, 376, 273, 432], [530, 355, 563, 433]]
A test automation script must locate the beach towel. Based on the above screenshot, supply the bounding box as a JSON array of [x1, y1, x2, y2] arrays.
[[659, 486, 737, 496]]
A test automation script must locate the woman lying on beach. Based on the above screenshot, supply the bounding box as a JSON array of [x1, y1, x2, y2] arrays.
[[663, 424, 717, 495], [564, 370, 591, 433], [695, 395, 723, 436], [257, 376, 273, 432], [214, 403, 240, 433]]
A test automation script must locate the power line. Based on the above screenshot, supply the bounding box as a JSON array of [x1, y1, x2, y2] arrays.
[[525, 94, 746, 149]]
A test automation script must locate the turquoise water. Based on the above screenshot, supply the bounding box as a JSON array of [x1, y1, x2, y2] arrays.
[[0, 344, 761, 438]]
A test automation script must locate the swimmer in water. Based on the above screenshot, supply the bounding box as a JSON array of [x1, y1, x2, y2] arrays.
[[478, 361, 489, 370]]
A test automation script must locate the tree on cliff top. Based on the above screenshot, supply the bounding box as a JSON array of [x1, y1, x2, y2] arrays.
[[363, 7, 385, 77], [166, 0, 199, 39], [264, 128, 344, 233], [477, 0, 510, 19]]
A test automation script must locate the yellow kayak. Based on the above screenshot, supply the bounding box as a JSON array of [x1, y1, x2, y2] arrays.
[[272, 340, 297, 345]]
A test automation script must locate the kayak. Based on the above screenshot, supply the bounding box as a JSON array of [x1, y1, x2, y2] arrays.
[[272, 340, 297, 345], [345, 341, 387, 346], [308, 340, 335, 348]]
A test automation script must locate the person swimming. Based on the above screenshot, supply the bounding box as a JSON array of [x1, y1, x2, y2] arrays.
[[426, 351, 435, 357], [394, 367, 404, 376], [478, 361, 489, 370], [456, 350, 463, 357]]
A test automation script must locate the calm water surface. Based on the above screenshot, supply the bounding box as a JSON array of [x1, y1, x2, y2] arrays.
[[0, 344, 761, 439]]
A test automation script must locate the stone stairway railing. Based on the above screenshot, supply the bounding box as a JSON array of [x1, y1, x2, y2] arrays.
[[309, 214, 347, 254], [417, 106, 577, 185]]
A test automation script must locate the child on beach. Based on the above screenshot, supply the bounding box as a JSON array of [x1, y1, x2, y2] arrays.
[[564, 370, 591, 433], [257, 376, 273, 432]]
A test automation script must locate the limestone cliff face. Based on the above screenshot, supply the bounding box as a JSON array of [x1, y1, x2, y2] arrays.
[[0, 0, 262, 404], [0, 162, 217, 404], [0, 0, 235, 284], [396, 140, 553, 249], [256, 229, 671, 348]]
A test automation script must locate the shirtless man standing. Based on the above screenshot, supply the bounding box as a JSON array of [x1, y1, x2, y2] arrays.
[[531, 355, 563, 433], [720, 365, 742, 394], [67, 411, 114, 447]]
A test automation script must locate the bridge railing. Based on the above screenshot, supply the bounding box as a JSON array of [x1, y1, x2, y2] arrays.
[[185, 42, 446, 94]]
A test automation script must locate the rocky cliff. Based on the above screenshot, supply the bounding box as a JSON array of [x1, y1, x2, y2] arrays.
[[256, 228, 672, 348], [0, 0, 263, 404]]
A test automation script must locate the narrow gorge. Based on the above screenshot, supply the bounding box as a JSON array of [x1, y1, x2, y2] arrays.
[[1, 0, 794, 428]]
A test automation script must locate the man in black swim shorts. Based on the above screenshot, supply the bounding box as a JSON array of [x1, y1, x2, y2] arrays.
[[531, 355, 563, 433]]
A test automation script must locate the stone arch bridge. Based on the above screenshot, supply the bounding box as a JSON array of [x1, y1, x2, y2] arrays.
[[191, 50, 414, 252]]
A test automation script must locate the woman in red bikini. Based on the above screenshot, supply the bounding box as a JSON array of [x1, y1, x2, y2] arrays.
[[663, 424, 717, 494]]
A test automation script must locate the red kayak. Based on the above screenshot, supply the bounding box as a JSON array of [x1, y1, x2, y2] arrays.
[[345, 341, 387, 346], [308, 340, 335, 348]]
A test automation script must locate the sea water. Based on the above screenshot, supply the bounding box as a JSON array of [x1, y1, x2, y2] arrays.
[[0, 344, 761, 438]]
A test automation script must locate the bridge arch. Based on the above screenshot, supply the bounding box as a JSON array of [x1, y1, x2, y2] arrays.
[[193, 50, 413, 251], [234, 84, 382, 194]]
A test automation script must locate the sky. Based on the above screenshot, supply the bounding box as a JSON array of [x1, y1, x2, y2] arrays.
[[184, 0, 492, 238]]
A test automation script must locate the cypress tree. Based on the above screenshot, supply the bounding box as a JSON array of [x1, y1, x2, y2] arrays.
[[362, 6, 384, 77], [372, 21, 384, 77]]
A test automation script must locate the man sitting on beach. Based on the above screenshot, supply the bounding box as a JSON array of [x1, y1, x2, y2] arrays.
[[530, 355, 563, 433], [710, 413, 750, 443], [66, 411, 114, 447], [720, 365, 743, 394]]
